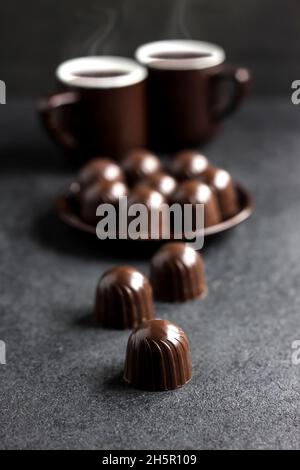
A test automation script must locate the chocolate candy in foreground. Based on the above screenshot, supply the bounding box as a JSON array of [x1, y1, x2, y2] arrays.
[[150, 242, 207, 302], [171, 150, 209, 181], [124, 319, 192, 391], [171, 179, 221, 228], [122, 149, 162, 186], [204, 167, 239, 219], [79, 180, 128, 225], [95, 266, 155, 329]]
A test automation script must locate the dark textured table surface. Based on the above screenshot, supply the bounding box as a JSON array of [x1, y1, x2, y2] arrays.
[[0, 98, 300, 450]]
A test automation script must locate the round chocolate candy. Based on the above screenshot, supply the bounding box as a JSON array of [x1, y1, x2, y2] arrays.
[[128, 186, 165, 207], [70, 158, 125, 200], [124, 319, 192, 391], [128, 186, 166, 239], [204, 167, 239, 219], [78, 157, 124, 187], [171, 150, 209, 181], [171, 179, 221, 228], [150, 242, 207, 302], [122, 149, 162, 186], [79, 180, 128, 225], [135, 172, 177, 199], [95, 266, 155, 329]]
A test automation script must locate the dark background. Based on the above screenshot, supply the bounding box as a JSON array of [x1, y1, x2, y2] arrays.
[[1, 0, 300, 98], [1, 0, 300, 451]]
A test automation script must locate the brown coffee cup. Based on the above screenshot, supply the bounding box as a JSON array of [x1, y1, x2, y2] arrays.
[[39, 57, 148, 161], [135, 40, 251, 152]]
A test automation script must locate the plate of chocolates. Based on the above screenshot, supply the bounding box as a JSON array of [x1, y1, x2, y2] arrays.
[[56, 149, 253, 239]]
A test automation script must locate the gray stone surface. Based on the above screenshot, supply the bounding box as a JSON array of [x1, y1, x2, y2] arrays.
[[0, 99, 300, 449]]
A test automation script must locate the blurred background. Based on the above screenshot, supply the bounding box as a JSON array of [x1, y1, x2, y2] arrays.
[[1, 0, 300, 98]]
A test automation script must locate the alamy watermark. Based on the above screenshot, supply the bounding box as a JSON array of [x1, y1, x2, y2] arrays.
[[0, 340, 6, 364], [291, 80, 300, 105], [0, 80, 6, 104], [291, 340, 300, 365], [95, 197, 205, 250]]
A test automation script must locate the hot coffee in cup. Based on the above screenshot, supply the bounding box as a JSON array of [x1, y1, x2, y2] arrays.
[[135, 40, 250, 152], [39, 57, 148, 161]]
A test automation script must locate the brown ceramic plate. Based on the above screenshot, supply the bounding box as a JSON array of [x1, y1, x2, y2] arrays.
[[56, 184, 253, 239]]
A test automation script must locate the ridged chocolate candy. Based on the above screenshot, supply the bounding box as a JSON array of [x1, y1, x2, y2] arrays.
[[122, 149, 162, 186], [171, 179, 221, 228], [204, 167, 239, 219], [171, 150, 209, 181], [150, 242, 207, 302], [95, 266, 155, 329], [79, 180, 128, 225], [124, 319, 192, 390], [135, 172, 177, 199]]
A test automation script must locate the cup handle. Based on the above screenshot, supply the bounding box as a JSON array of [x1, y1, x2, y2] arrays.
[[210, 65, 251, 121], [38, 91, 80, 150]]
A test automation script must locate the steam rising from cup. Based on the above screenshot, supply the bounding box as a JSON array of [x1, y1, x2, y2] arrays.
[[62, 0, 192, 59]]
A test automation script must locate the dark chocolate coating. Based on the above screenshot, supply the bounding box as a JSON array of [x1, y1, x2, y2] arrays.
[[95, 266, 155, 329], [78, 158, 125, 187], [150, 242, 207, 302], [171, 179, 221, 228], [128, 186, 166, 239], [124, 319, 192, 390], [204, 166, 239, 219], [79, 180, 128, 225], [128, 186, 165, 208], [71, 158, 125, 201], [122, 149, 162, 186], [135, 172, 177, 199], [171, 150, 209, 181]]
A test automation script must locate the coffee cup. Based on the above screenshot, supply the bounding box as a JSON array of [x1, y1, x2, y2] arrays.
[[135, 40, 250, 152], [39, 56, 148, 161]]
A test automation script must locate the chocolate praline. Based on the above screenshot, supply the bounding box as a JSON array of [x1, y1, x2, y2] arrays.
[[128, 186, 166, 210], [204, 167, 239, 219], [122, 149, 162, 186], [150, 242, 207, 302], [171, 179, 221, 228], [124, 319, 192, 391], [171, 150, 209, 181], [95, 266, 155, 329], [128, 187, 166, 239], [135, 172, 177, 199], [71, 158, 125, 197], [79, 180, 128, 225], [70, 158, 124, 201]]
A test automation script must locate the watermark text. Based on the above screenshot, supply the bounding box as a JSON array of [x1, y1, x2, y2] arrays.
[[95, 197, 205, 250], [291, 80, 300, 105], [0, 80, 6, 104], [291, 340, 300, 365], [0, 340, 6, 364]]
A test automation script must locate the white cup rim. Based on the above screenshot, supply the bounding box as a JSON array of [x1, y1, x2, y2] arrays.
[[135, 40, 225, 70], [56, 56, 148, 89]]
